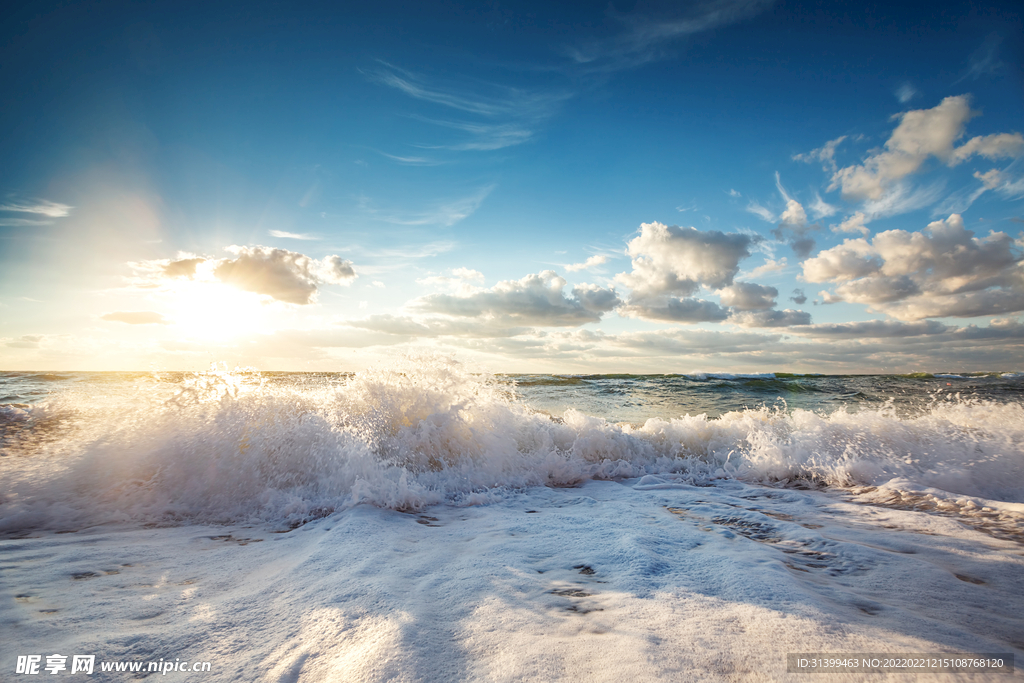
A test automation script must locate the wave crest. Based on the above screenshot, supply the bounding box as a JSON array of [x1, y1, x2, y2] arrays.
[[1, 357, 1022, 531]]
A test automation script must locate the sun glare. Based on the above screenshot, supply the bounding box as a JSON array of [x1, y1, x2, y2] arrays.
[[164, 280, 272, 341]]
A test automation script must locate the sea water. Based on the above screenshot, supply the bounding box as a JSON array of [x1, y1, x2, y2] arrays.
[[1, 358, 1022, 681]]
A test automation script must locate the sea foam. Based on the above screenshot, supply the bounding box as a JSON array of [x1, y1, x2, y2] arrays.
[[1, 357, 1022, 531]]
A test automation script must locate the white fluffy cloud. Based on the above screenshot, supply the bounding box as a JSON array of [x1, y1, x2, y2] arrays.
[[614, 222, 762, 324], [212, 246, 356, 304], [145, 246, 357, 304], [803, 214, 1023, 319], [616, 222, 759, 298], [719, 282, 778, 310], [829, 95, 1024, 200], [832, 212, 870, 235], [613, 222, 808, 326], [415, 270, 620, 326], [565, 255, 610, 272]]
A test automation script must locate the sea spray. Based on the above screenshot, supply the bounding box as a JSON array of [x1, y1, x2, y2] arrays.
[[1, 356, 1022, 532]]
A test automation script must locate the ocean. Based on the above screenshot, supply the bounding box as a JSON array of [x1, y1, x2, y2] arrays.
[[1, 358, 1022, 680]]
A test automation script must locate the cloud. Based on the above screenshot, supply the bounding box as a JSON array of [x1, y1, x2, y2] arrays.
[[618, 297, 730, 323], [789, 319, 950, 339], [415, 270, 620, 327], [859, 181, 946, 220], [769, 173, 819, 259], [413, 118, 536, 152], [567, 0, 776, 73], [973, 166, 1024, 199], [789, 288, 807, 305], [565, 254, 610, 272], [746, 201, 775, 222], [728, 308, 811, 327], [616, 222, 760, 298], [605, 327, 780, 356], [793, 135, 846, 172], [148, 246, 359, 305], [957, 34, 1003, 82], [808, 193, 839, 219], [417, 267, 486, 293], [371, 64, 519, 116], [0, 199, 73, 217], [100, 311, 170, 325], [895, 83, 917, 104], [932, 184, 988, 216], [829, 95, 1024, 200], [718, 281, 778, 310], [345, 314, 530, 339], [318, 255, 358, 284], [614, 222, 760, 324], [368, 63, 566, 152], [269, 230, 317, 240], [378, 152, 446, 166], [728, 189, 741, 198], [362, 185, 495, 227], [0, 217, 56, 227], [779, 198, 807, 226], [975, 169, 1002, 189], [743, 257, 788, 279], [163, 257, 206, 278], [803, 213, 1024, 319], [6, 335, 44, 348], [832, 212, 870, 235]]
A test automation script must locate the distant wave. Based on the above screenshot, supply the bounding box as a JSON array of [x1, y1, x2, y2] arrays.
[[1, 358, 1023, 532]]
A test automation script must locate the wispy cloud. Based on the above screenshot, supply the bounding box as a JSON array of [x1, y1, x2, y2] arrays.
[[746, 201, 776, 223], [0, 199, 73, 218], [565, 254, 611, 272], [0, 217, 55, 227], [742, 257, 788, 279], [378, 151, 447, 166], [269, 230, 317, 240], [895, 82, 917, 103], [956, 34, 1003, 83], [369, 62, 527, 117], [412, 118, 535, 151], [567, 0, 775, 74], [361, 185, 495, 227], [368, 63, 568, 153]]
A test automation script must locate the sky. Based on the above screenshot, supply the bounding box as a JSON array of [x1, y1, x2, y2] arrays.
[[1, 0, 1023, 373]]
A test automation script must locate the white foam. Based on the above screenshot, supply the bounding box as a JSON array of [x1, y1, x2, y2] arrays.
[[2, 357, 1023, 532]]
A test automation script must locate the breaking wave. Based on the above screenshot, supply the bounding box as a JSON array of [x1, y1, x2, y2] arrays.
[[1, 357, 1022, 531]]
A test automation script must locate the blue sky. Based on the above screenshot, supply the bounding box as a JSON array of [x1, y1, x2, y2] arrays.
[[1, 0, 1022, 372]]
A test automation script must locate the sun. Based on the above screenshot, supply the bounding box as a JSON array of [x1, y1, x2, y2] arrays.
[[163, 279, 273, 342]]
